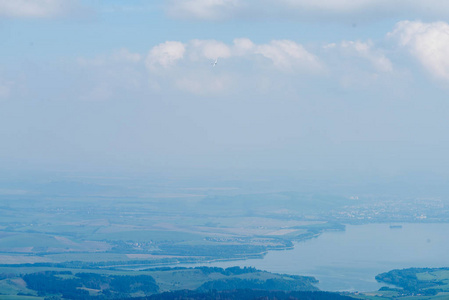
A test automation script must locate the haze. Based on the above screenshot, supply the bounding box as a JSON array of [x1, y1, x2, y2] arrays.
[[1, 0, 449, 178]]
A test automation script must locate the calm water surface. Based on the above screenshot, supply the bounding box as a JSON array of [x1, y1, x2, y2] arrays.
[[180, 223, 449, 292]]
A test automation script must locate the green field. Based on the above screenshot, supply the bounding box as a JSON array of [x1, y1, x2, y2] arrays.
[[0, 193, 345, 271], [0, 187, 381, 299]]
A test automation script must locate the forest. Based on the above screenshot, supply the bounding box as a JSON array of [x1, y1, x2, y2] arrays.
[[0, 266, 325, 299]]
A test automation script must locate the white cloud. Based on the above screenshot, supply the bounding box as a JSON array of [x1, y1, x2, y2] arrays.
[[141, 38, 323, 95], [389, 21, 449, 80], [232, 38, 255, 56], [165, 0, 449, 21], [340, 40, 392, 72], [189, 39, 232, 60], [144, 38, 322, 73], [320, 39, 395, 89], [276, 0, 404, 15], [76, 34, 407, 98], [145, 41, 186, 70], [255, 40, 322, 72], [0, 0, 80, 18], [166, 0, 241, 20]]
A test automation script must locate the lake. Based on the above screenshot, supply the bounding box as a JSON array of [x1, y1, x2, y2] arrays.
[[179, 223, 449, 292]]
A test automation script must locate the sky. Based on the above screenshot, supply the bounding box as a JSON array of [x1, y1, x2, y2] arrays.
[[1, 0, 449, 177]]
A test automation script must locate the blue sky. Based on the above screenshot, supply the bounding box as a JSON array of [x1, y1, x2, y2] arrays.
[[1, 0, 449, 176]]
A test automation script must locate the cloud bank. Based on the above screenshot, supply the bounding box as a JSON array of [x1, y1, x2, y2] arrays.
[[0, 0, 82, 18], [146, 38, 322, 72], [166, 0, 449, 21], [71, 20, 449, 99], [141, 38, 326, 95]]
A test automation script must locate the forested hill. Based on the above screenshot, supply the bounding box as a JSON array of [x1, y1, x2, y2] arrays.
[[128, 289, 355, 300], [1, 266, 325, 299], [375, 267, 449, 297]]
